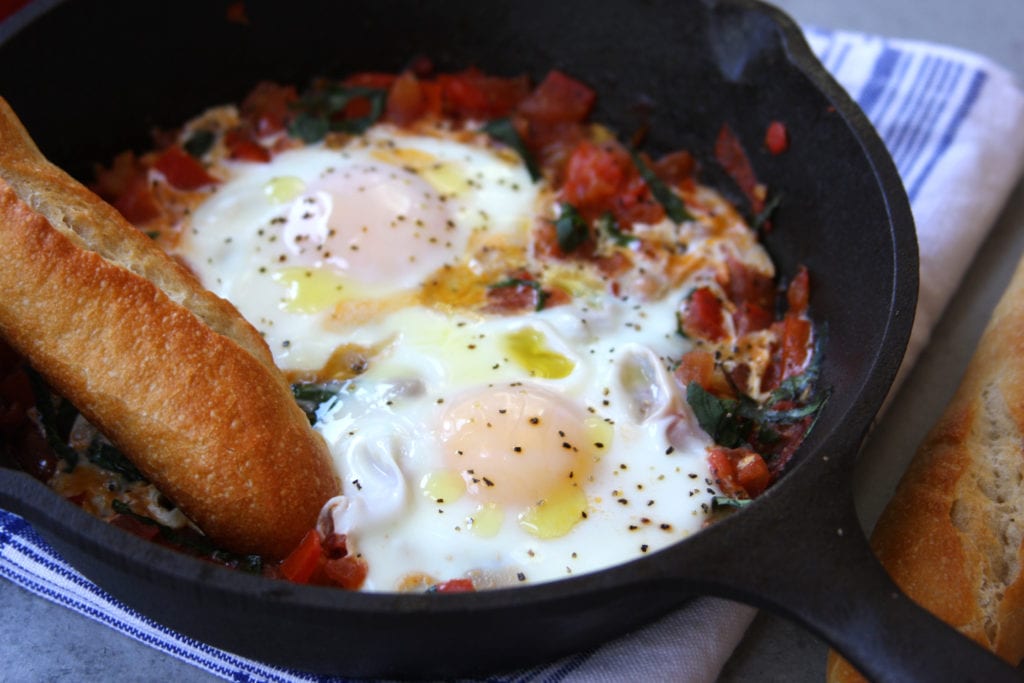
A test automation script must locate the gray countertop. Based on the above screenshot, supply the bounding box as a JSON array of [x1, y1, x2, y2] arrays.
[[2, 1, 1023, 681]]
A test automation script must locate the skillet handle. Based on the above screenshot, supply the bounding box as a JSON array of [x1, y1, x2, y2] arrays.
[[660, 461, 1020, 682]]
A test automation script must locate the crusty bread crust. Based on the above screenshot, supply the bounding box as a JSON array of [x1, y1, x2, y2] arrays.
[[0, 98, 339, 559], [827, 257, 1024, 681]]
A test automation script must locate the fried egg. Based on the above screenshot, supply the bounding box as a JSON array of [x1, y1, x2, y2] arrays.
[[172, 120, 767, 591]]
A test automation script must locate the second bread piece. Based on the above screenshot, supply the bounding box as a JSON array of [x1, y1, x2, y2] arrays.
[[826, 254, 1024, 681]]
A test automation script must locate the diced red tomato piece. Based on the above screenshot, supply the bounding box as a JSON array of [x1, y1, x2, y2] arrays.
[[675, 349, 716, 390], [561, 141, 630, 215], [651, 150, 696, 185], [437, 68, 530, 119], [734, 450, 771, 497], [279, 529, 323, 584], [714, 124, 764, 215], [733, 301, 774, 336], [344, 72, 398, 90], [433, 578, 475, 593], [780, 313, 812, 381], [708, 446, 771, 499], [224, 128, 271, 163], [321, 555, 369, 590], [385, 71, 429, 125], [112, 175, 161, 225], [682, 287, 727, 341], [517, 70, 595, 125], [764, 121, 789, 155], [240, 81, 298, 136], [152, 146, 219, 191], [786, 266, 810, 314]]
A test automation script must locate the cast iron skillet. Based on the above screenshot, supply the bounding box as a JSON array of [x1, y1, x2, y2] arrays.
[[0, 0, 1017, 680]]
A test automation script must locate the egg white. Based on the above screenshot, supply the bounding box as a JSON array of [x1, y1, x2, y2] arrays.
[[171, 120, 776, 590]]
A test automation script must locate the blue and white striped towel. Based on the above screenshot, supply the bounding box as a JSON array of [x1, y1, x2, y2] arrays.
[[2, 27, 1024, 683]]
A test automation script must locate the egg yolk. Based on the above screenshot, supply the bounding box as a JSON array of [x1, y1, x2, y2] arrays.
[[275, 163, 461, 292], [439, 384, 600, 537]]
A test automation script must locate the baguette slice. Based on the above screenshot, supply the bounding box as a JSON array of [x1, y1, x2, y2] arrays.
[[0, 97, 340, 559], [826, 256, 1024, 681]]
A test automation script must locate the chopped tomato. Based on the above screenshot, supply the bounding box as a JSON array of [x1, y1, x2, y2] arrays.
[[651, 150, 696, 185], [433, 578, 475, 593], [517, 70, 595, 125], [321, 555, 369, 590], [780, 313, 812, 381], [681, 288, 727, 341], [438, 68, 530, 119], [708, 446, 771, 499], [714, 124, 764, 215], [240, 81, 298, 135], [560, 141, 630, 217], [343, 72, 397, 90], [733, 301, 774, 336], [152, 146, 219, 191], [675, 349, 716, 390], [279, 529, 322, 584], [385, 71, 430, 125], [786, 266, 810, 314], [112, 175, 161, 225], [764, 121, 789, 155], [722, 256, 774, 311], [224, 128, 271, 163]]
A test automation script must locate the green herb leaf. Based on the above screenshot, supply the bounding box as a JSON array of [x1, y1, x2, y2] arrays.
[[88, 442, 146, 483], [183, 129, 215, 158], [481, 118, 541, 182], [597, 212, 638, 246], [686, 382, 745, 448], [555, 203, 590, 253], [489, 278, 550, 311], [711, 495, 753, 511], [288, 112, 330, 144], [25, 368, 78, 471], [110, 500, 263, 574], [629, 148, 693, 224], [752, 192, 783, 231], [291, 381, 346, 424]]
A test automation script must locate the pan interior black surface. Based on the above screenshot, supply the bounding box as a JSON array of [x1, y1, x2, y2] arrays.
[[0, 0, 949, 679]]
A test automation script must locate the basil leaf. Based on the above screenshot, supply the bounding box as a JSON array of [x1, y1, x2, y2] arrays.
[[482, 118, 541, 182], [686, 382, 745, 448], [629, 148, 693, 224], [555, 203, 590, 253], [597, 212, 638, 246], [711, 495, 753, 511], [88, 442, 146, 483], [110, 500, 263, 574], [329, 88, 387, 135], [289, 112, 330, 144], [183, 129, 215, 158], [292, 381, 346, 424], [25, 368, 78, 470], [752, 192, 783, 231]]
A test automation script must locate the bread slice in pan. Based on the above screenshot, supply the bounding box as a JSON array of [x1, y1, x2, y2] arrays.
[[0, 97, 339, 559], [826, 255, 1024, 681]]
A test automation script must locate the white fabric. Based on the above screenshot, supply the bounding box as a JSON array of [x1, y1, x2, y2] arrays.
[[2, 27, 1024, 683]]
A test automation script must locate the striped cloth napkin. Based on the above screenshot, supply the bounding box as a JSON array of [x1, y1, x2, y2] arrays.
[[3, 27, 1024, 683]]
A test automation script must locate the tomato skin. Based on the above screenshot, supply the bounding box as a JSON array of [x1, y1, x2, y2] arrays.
[[517, 70, 595, 124], [152, 146, 218, 191], [240, 81, 298, 136], [321, 555, 369, 590], [780, 313, 812, 380], [764, 121, 789, 155], [681, 287, 727, 341], [278, 529, 322, 584], [438, 68, 530, 119], [433, 578, 475, 593], [714, 124, 763, 215], [113, 175, 161, 224], [224, 128, 271, 163], [786, 266, 810, 314], [708, 446, 771, 499], [675, 349, 716, 391]]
